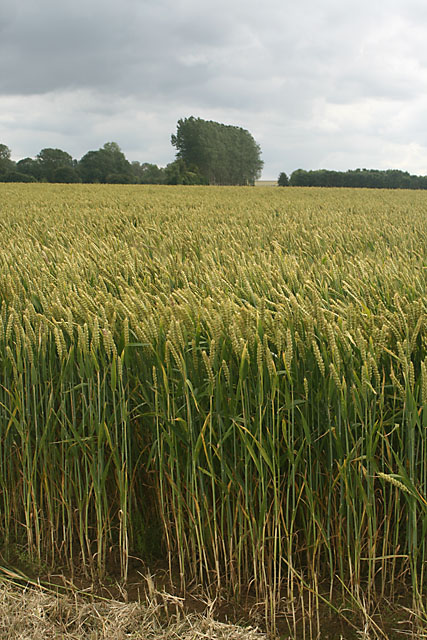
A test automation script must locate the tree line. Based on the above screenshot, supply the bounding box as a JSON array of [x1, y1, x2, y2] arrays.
[[278, 168, 427, 189], [0, 117, 263, 186], [0, 141, 183, 185]]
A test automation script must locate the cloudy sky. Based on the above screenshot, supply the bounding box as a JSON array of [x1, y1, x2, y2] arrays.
[[1, 0, 427, 179]]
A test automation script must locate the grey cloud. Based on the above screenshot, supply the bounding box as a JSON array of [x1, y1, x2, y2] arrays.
[[2, 0, 427, 178], [0, 0, 238, 96]]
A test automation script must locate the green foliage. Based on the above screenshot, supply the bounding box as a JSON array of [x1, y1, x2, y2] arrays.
[[0, 144, 11, 160], [164, 158, 207, 185], [16, 158, 43, 181], [0, 144, 14, 176], [171, 116, 263, 185], [52, 166, 81, 183], [277, 171, 289, 186], [1, 171, 36, 182], [105, 172, 134, 184], [37, 148, 74, 182], [131, 162, 165, 184], [288, 168, 311, 186], [78, 142, 133, 184], [289, 167, 427, 189]]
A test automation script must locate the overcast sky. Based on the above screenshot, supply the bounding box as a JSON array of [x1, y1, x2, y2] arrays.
[[2, 0, 427, 179]]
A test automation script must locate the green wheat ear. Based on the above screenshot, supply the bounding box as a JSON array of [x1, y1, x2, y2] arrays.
[[377, 472, 411, 494]]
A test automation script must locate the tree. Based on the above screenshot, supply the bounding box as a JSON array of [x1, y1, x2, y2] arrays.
[[171, 117, 263, 185], [16, 157, 43, 181], [0, 144, 14, 176], [131, 161, 165, 184], [52, 166, 81, 183], [289, 169, 311, 186], [0, 144, 10, 160], [1, 170, 36, 183], [105, 172, 133, 184], [278, 172, 289, 187], [78, 142, 133, 183], [102, 142, 133, 179], [164, 159, 207, 185], [37, 148, 74, 182]]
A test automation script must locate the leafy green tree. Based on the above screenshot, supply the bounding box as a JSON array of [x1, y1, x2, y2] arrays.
[[164, 159, 186, 185], [1, 170, 36, 183], [37, 148, 74, 182], [16, 157, 42, 181], [52, 166, 81, 183], [0, 144, 10, 159], [131, 161, 165, 184], [278, 172, 289, 186], [289, 169, 310, 186], [78, 150, 105, 183], [102, 142, 133, 178], [105, 173, 133, 184], [78, 142, 133, 183], [164, 159, 207, 185], [171, 117, 263, 185], [0, 144, 14, 176]]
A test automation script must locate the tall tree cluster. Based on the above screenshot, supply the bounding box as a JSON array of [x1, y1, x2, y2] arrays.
[[171, 117, 263, 185]]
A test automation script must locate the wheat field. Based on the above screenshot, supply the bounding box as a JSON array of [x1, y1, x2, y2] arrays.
[[0, 183, 426, 636]]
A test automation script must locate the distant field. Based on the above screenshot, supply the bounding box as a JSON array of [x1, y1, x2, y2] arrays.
[[255, 179, 277, 186], [0, 184, 426, 637]]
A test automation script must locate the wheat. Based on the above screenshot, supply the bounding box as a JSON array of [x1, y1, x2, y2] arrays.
[[0, 183, 426, 635]]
